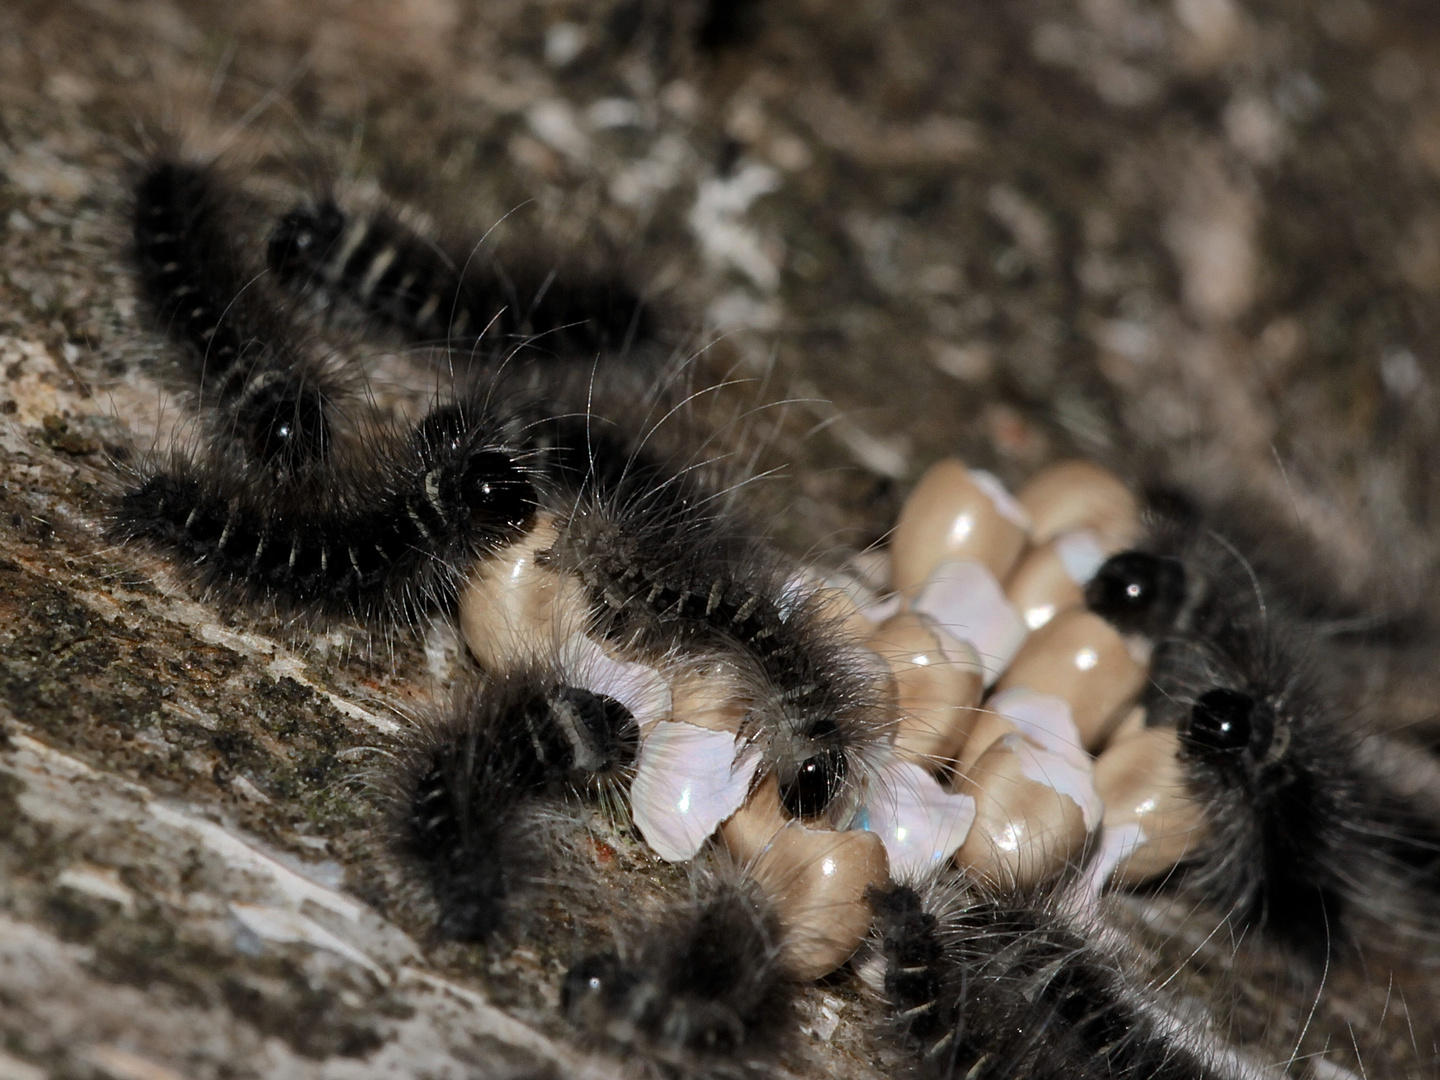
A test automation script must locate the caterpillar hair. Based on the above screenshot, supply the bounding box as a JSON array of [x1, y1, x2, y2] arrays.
[[543, 439, 894, 828], [132, 157, 350, 473], [120, 144, 887, 915], [870, 870, 1263, 1080], [1085, 491, 1440, 958], [381, 664, 639, 942], [266, 191, 654, 361], [562, 858, 798, 1079], [111, 396, 539, 628]]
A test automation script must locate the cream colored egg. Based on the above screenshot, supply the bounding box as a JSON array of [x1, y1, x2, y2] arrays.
[[892, 460, 1030, 595], [720, 773, 788, 864], [1093, 726, 1205, 886], [992, 609, 1146, 750], [750, 823, 889, 980], [458, 515, 591, 671], [868, 611, 983, 767], [954, 734, 1093, 889], [1016, 461, 1141, 548]]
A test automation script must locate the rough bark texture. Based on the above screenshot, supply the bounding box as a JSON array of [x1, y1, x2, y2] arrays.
[[1, 0, 1439, 1077]]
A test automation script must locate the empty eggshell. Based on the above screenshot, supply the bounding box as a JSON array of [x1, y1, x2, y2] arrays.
[[750, 823, 890, 980], [868, 612, 983, 766], [954, 733, 1094, 889], [459, 515, 590, 671], [1092, 726, 1205, 886], [1016, 461, 1141, 548], [862, 756, 976, 876], [912, 558, 1028, 685], [984, 686, 1090, 771], [557, 634, 672, 730], [892, 460, 1030, 594], [631, 721, 761, 862], [992, 609, 1147, 750], [1004, 529, 1110, 631]]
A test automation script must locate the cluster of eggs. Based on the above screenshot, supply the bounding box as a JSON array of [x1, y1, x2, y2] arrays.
[[446, 460, 1205, 982], [865, 459, 1205, 890], [716, 459, 1209, 979]]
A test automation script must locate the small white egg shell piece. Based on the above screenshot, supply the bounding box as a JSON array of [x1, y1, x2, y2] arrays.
[[1054, 528, 1110, 583], [1081, 821, 1151, 901], [1010, 736, 1104, 833], [912, 558, 1028, 686], [985, 686, 1090, 772], [862, 756, 977, 876], [557, 634, 672, 729], [980, 688, 1104, 833], [630, 721, 761, 862]]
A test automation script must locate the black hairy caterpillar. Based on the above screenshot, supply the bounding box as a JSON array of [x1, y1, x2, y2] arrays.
[[118, 152, 889, 848], [870, 871, 1260, 1080], [1083, 491, 1440, 959], [562, 863, 798, 1079], [266, 190, 654, 361], [132, 159, 349, 472], [382, 665, 639, 942], [113, 396, 540, 628]]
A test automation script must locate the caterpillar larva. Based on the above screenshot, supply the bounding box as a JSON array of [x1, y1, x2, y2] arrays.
[[107, 133, 1440, 1080]]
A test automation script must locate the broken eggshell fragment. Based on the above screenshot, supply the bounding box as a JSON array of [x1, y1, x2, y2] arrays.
[[860, 755, 976, 876], [912, 558, 1027, 686], [631, 721, 761, 862], [983, 685, 1090, 771], [891, 460, 1030, 595], [557, 634, 672, 730]]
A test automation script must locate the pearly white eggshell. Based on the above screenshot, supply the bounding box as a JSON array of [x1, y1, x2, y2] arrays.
[[630, 721, 760, 862]]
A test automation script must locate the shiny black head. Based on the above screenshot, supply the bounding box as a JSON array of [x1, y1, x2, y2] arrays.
[[1085, 550, 1186, 636], [415, 408, 538, 532], [1182, 687, 1276, 764], [549, 687, 639, 778], [235, 379, 331, 470], [267, 200, 346, 281], [459, 450, 538, 531], [778, 719, 848, 820]]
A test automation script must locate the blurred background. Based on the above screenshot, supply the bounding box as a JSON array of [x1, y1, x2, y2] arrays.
[[1, 1, 1439, 1076]]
